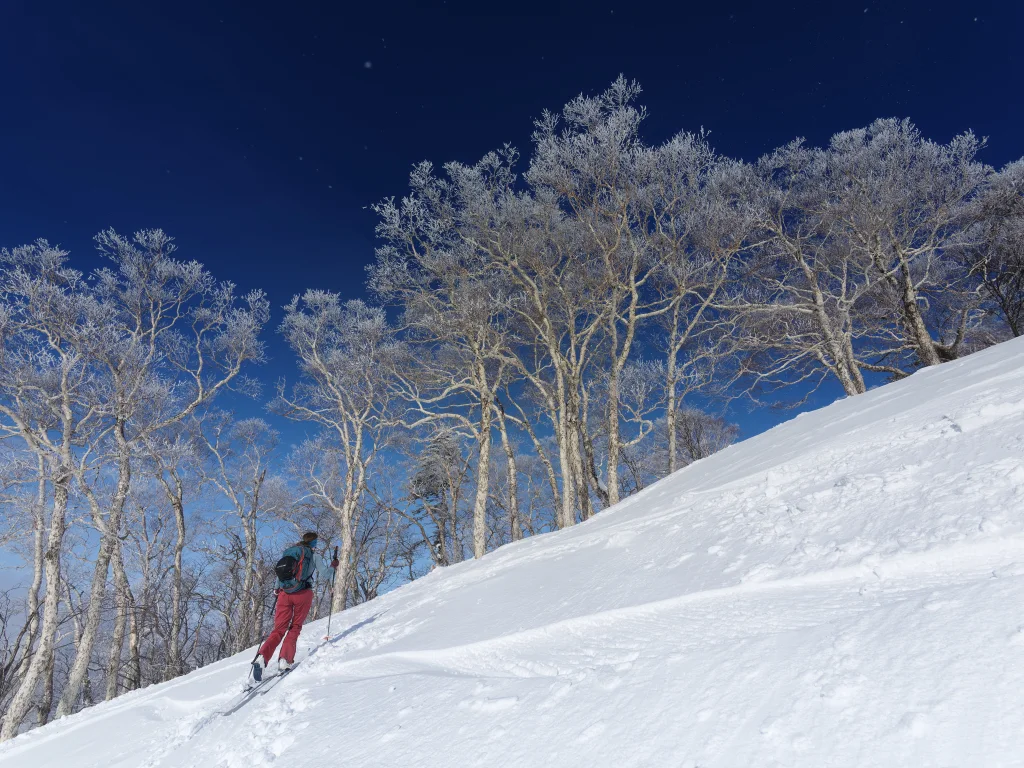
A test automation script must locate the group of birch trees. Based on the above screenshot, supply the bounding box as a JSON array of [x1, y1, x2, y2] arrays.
[[0, 230, 269, 736], [1, 78, 1021, 738]]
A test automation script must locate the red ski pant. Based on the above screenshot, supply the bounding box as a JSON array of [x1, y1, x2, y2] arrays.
[[259, 588, 314, 664]]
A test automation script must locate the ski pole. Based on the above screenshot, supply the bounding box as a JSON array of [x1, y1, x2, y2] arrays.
[[323, 546, 339, 641]]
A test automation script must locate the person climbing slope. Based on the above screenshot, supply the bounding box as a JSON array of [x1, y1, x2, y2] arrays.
[[251, 531, 338, 682]]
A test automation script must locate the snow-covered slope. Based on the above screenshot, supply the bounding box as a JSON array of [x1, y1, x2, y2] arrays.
[[5, 339, 1024, 768]]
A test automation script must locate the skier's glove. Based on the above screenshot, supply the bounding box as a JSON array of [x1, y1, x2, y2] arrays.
[[330, 558, 340, 569]]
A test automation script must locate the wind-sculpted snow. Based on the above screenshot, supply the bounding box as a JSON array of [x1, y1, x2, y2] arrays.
[[4, 338, 1024, 767]]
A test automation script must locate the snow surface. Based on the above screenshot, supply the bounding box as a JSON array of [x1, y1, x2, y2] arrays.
[[4, 338, 1024, 768]]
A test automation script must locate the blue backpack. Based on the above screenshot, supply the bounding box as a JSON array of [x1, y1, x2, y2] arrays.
[[274, 544, 315, 593]]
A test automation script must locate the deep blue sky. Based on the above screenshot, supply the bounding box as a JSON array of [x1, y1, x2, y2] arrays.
[[2, 0, 1022, 436]]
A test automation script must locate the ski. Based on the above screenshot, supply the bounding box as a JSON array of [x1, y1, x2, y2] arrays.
[[220, 667, 294, 717]]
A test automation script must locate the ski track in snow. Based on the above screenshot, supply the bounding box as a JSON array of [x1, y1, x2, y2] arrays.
[[3, 338, 1024, 767]]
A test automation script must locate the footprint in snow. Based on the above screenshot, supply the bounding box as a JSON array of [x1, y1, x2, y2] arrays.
[[538, 682, 573, 710], [791, 733, 813, 752], [576, 722, 607, 742], [741, 563, 777, 583], [458, 695, 519, 713], [604, 530, 638, 549], [723, 554, 747, 574], [759, 716, 784, 741], [820, 680, 860, 707], [898, 711, 931, 738], [923, 598, 962, 612]]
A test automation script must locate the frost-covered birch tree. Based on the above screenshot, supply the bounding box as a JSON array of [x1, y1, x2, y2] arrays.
[[275, 295, 396, 612], [0, 242, 107, 739], [963, 159, 1024, 338], [54, 229, 267, 718], [199, 414, 284, 653], [827, 119, 991, 367]]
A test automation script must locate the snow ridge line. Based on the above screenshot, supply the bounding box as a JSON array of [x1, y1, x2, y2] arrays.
[[598, 350, 1024, 508], [329, 534, 1024, 681]]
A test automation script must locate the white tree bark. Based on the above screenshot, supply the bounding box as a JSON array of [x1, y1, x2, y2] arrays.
[[104, 542, 131, 701], [495, 399, 521, 542], [1, 467, 69, 740], [470, 389, 493, 558]]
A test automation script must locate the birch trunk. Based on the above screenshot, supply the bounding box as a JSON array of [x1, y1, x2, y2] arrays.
[[166, 474, 186, 677], [448, 507, 463, 564], [567, 409, 590, 522], [471, 391, 493, 558], [798, 251, 865, 396], [36, 645, 55, 726], [127, 605, 142, 691], [234, 471, 263, 653], [333, 498, 357, 612], [495, 400, 521, 542], [553, 369, 578, 529], [15, 462, 46, 680], [666, 364, 679, 475], [899, 258, 943, 366], [57, 427, 132, 718], [605, 363, 622, 508], [104, 544, 130, 701], [0, 469, 69, 741]]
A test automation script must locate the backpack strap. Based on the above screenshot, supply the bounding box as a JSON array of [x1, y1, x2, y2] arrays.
[[293, 545, 314, 591], [302, 545, 315, 587]]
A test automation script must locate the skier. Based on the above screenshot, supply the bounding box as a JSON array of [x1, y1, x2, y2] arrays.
[[252, 532, 338, 682]]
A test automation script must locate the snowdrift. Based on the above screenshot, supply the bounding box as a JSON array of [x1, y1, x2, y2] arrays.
[[4, 338, 1024, 768]]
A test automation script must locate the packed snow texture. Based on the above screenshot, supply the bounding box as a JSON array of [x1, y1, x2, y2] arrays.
[[4, 339, 1024, 768]]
